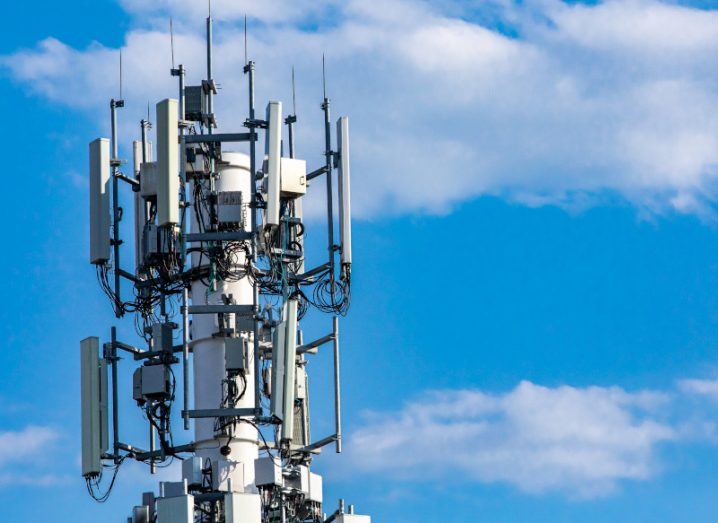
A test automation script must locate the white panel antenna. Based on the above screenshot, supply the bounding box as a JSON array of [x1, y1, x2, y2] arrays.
[[281, 299, 298, 441], [89, 138, 111, 265], [265, 101, 282, 228], [156, 99, 179, 226], [81, 336, 108, 477], [337, 117, 352, 268]]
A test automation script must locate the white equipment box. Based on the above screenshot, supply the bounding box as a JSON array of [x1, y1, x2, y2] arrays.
[[225, 493, 261, 523], [337, 516, 371, 523], [280, 158, 307, 197], [156, 495, 194, 523], [255, 457, 282, 487]]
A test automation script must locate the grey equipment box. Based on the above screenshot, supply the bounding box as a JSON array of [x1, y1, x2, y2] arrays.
[[133, 365, 171, 402], [218, 191, 243, 227], [225, 337, 247, 373]]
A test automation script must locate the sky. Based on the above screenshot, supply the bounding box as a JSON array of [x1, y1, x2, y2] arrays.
[[3, 0, 718, 521]]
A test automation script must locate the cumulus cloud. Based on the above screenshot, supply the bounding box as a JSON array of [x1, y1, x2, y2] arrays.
[[345, 381, 676, 499], [4, 0, 718, 216]]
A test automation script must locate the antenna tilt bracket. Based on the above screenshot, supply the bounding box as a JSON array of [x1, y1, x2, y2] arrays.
[[245, 118, 268, 129], [202, 79, 218, 95]]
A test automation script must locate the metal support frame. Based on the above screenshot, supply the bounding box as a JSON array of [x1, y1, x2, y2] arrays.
[[184, 132, 256, 144], [183, 408, 256, 419], [188, 304, 254, 315]]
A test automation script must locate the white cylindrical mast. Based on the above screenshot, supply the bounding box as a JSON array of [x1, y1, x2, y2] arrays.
[[190, 152, 258, 492]]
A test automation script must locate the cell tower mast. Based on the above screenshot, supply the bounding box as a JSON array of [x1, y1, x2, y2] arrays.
[[81, 10, 369, 523]]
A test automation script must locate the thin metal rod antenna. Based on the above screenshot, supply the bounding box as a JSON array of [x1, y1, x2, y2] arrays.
[[292, 66, 297, 116], [244, 15, 248, 66], [322, 54, 327, 100], [287, 67, 297, 159], [170, 18, 175, 70], [119, 50, 123, 101]]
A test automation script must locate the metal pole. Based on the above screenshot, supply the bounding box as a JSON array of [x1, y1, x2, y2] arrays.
[[333, 316, 342, 453], [182, 287, 190, 430], [206, 14, 214, 132], [322, 97, 334, 273], [246, 60, 262, 415], [111, 326, 120, 462], [149, 422, 156, 474], [111, 100, 122, 317], [288, 119, 295, 159], [178, 65, 186, 124]]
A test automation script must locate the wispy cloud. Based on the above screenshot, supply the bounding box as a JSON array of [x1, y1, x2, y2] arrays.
[[678, 377, 718, 401], [0, 425, 60, 465], [0, 425, 68, 488], [5, 0, 718, 217], [343, 381, 676, 498]]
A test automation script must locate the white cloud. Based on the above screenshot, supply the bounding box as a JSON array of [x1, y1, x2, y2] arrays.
[[0, 425, 59, 465], [0, 426, 66, 488], [4, 0, 718, 216], [345, 381, 675, 499], [679, 378, 718, 401]]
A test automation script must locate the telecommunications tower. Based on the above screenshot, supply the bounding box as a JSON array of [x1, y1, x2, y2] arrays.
[[81, 9, 370, 523]]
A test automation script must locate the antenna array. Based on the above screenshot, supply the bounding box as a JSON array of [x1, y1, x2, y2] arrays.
[[82, 12, 367, 523]]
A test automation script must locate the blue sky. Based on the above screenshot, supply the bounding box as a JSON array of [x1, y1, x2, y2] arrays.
[[3, 0, 718, 521]]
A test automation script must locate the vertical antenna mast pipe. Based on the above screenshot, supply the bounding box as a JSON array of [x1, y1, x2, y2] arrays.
[[110, 326, 120, 462], [173, 59, 190, 431], [170, 41, 190, 429], [110, 99, 122, 317], [287, 67, 297, 159], [244, 54, 261, 415], [182, 289, 190, 430], [206, 4, 214, 134], [322, 57, 335, 274], [333, 316, 342, 453]]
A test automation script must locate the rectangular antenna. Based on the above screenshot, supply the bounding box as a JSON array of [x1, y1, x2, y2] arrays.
[[270, 320, 286, 420], [281, 299, 298, 441], [89, 138, 111, 265], [156, 99, 179, 226], [81, 336, 107, 477], [337, 117, 352, 267], [265, 101, 282, 228]]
